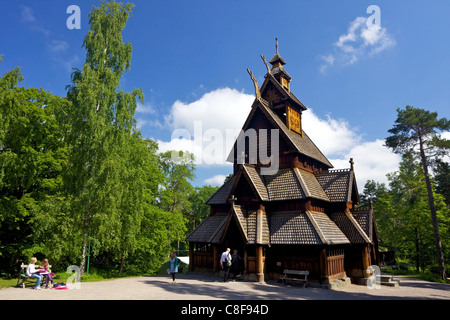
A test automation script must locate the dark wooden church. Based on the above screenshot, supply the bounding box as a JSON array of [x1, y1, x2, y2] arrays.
[[186, 41, 380, 285]]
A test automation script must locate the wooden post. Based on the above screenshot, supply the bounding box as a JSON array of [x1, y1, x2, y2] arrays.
[[256, 245, 264, 283], [362, 246, 371, 278], [256, 204, 265, 283], [244, 246, 248, 273], [189, 242, 194, 272], [213, 245, 219, 272], [319, 248, 328, 284]]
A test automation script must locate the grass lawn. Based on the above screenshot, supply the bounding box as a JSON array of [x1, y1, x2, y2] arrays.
[[0, 269, 144, 290]]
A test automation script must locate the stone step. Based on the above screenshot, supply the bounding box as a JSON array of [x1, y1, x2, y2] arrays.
[[377, 274, 400, 287]]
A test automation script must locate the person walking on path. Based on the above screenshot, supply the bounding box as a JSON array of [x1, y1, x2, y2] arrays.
[[230, 249, 243, 281], [220, 248, 232, 282], [168, 251, 181, 283]]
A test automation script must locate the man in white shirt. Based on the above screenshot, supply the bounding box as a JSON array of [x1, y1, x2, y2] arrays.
[[220, 248, 232, 282], [26, 257, 43, 290]]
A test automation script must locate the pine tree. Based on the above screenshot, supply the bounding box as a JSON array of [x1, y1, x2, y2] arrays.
[[385, 106, 449, 279]]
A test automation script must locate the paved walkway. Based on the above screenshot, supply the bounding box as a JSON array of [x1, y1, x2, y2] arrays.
[[1, 273, 449, 300]]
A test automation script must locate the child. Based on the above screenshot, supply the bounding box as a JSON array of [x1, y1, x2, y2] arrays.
[[26, 257, 43, 290], [38, 258, 55, 288], [168, 251, 181, 283]]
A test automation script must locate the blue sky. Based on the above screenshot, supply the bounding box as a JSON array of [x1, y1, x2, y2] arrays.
[[1, 1, 449, 188]]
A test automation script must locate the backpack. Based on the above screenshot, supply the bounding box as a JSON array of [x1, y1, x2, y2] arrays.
[[225, 253, 232, 267]]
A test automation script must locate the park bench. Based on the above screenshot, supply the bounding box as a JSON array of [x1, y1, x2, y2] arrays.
[[282, 269, 309, 288], [16, 263, 46, 288]]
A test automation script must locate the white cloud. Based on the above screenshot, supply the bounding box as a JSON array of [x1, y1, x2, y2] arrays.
[[20, 5, 36, 23], [48, 40, 69, 53], [158, 88, 254, 166], [136, 102, 156, 114], [302, 109, 360, 157], [320, 14, 395, 73], [330, 139, 401, 188], [166, 87, 254, 133], [203, 175, 227, 186]]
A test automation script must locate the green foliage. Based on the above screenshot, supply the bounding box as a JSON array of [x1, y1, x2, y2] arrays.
[[0, 1, 212, 279], [363, 154, 450, 275], [188, 185, 219, 233], [0, 65, 71, 274], [385, 105, 449, 279]]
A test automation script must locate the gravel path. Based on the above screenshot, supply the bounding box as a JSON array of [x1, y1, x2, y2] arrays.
[[1, 273, 449, 300]]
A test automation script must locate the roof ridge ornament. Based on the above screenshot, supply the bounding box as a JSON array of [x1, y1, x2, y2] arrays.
[[247, 68, 261, 100], [276, 37, 279, 54], [260, 54, 271, 75]]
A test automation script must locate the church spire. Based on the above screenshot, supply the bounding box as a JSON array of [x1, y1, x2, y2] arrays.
[[269, 38, 291, 90]]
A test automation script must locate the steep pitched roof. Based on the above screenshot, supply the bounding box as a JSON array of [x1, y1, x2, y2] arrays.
[[260, 73, 305, 110], [257, 99, 333, 167], [269, 211, 350, 245], [352, 208, 375, 242], [329, 211, 371, 244], [205, 175, 235, 205], [226, 97, 333, 169], [315, 169, 355, 202], [185, 212, 228, 243]]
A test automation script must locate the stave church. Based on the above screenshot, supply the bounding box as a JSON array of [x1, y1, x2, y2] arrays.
[[185, 40, 380, 285]]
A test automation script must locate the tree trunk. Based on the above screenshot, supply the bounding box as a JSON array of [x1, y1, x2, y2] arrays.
[[119, 254, 125, 274], [414, 227, 419, 272], [418, 135, 447, 279], [79, 236, 87, 278]]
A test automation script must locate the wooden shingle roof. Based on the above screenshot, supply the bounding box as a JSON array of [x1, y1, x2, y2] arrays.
[[205, 176, 235, 205], [226, 97, 333, 168], [258, 99, 332, 167], [270, 211, 350, 245], [352, 208, 374, 241], [329, 211, 371, 244], [244, 165, 331, 202], [270, 211, 321, 245], [185, 212, 228, 243], [315, 169, 353, 202], [264, 168, 305, 201]]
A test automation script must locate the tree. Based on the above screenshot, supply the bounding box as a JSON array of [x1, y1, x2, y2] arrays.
[[158, 150, 195, 252], [188, 185, 219, 233], [434, 160, 450, 206], [385, 105, 449, 279], [65, 0, 143, 277], [0, 64, 71, 273]]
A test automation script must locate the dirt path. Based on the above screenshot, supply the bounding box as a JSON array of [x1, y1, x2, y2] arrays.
[[1, 273, 449, 300]]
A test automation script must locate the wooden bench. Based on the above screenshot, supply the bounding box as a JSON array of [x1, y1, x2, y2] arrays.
[[282, 269, 309, 288], [16, 263, 45, 288]]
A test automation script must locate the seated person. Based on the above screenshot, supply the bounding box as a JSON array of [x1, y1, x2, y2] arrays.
[[38, 258, 55, 288], [26, 257, 43, 290]]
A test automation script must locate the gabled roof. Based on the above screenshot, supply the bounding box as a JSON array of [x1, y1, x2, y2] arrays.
[[216, 165, 331, 204], [329, 211, 371, 244], [352, 208, 375, 242], [315, 169, 358, 202], [185, 212, 228, 243], [260, 73, 306, 111], [205, 175, 235, 205], [270, 211, 350, 245], [186, 207, 374, 246], [226, 97, 333, 168]]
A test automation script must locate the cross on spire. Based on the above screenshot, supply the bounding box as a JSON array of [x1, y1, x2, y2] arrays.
[[276, 37, 279, 54]]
